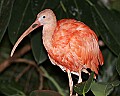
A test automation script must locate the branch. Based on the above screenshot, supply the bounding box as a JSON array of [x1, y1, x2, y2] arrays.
[[13, 58, 64, 94], [0, 44, 64, 95], [15, 65, 31, 82], [13, 58, 44, 89], [13, 58, 44, 75], [0, 44, 31, 72]]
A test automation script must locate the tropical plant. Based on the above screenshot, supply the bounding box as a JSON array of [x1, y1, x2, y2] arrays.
[[0, 0, 120, 96]]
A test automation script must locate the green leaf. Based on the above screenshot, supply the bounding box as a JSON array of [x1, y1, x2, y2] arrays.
[[55, 0, 100, 35], [116, 53, 120, 75], [0, 80, 25, 96], [0, 0, 15, 43], [111, 0, 120, 12], [30, 29, 47, 64], [8, 0, 34, 44], [30, 90, 62, 96], [105, 84, 113, 96], [87, 1, 120, 56], [91, 82, 108, 96], [31, 0, 59, 16], [74, 72, 94, 95], [74, 82, 84, 95], [76, 0, 99, 35], [111, 80, 120, 87], [91, 81, 120, 96], [84, 72, 94, 92]]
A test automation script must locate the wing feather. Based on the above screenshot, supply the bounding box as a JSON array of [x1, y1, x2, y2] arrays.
[[50, 19, 104, 74]]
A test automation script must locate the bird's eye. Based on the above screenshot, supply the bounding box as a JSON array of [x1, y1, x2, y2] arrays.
[[43, 16, 46, 18]]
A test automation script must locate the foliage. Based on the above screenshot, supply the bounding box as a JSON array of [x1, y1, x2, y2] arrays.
[[0, 0, 120, 96]]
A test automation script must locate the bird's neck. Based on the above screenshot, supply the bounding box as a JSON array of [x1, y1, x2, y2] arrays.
[[42, 23, 56, 52]]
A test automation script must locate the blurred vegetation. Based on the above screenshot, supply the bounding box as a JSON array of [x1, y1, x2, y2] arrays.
[[0, 0, 120, 96]]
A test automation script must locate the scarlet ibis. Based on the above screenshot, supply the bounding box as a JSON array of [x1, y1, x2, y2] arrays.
[[10, 9, 104, 96]]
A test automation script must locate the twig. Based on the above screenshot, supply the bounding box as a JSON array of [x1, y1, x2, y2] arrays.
[[0, 44, 31, 72], [14, 58, 37, 67], [0, 44, 65, 95], [14, 58, 44, 75], [24, 67, 33, 93], [39, 71, 44, 90], [15, 65, 31, 82], [13, 58, 44, 89], [12, 57, 65, 95]]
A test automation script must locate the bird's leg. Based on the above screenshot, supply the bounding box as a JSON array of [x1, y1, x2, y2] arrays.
[[78, 71, 82, 83], [76, 69, 82, 96], [67, 69, 73, 96], [82, 69, 90, 75]]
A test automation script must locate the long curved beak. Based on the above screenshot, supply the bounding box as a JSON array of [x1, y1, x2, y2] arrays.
[[10, 19, 41, 57]]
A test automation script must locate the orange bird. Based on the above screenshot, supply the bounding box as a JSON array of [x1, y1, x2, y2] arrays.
[[11, 9, 104, 96]]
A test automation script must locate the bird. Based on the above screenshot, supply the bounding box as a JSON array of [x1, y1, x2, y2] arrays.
[[10, 9, 104, 96]]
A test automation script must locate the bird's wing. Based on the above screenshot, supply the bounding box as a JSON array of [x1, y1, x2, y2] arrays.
[[69, 28, 100, 74], [68, 21, 104, 74], [51, 19, 104, 74]]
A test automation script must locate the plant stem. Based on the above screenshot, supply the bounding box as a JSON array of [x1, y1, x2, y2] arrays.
[[83, 92, 85, 96]]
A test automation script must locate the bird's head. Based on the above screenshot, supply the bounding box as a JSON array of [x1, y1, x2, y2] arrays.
[[10, 9, 56, 56], [37, 9, 56, 25]]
